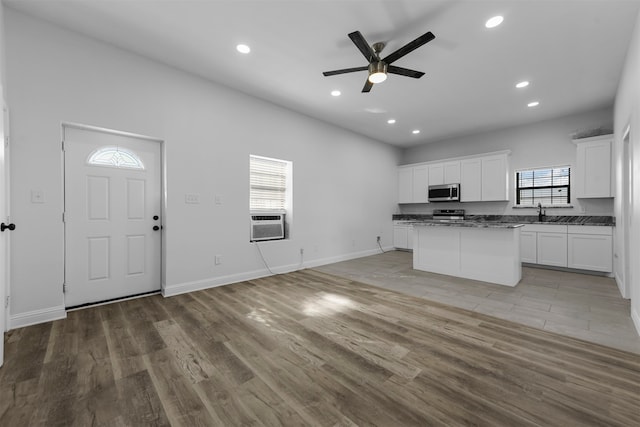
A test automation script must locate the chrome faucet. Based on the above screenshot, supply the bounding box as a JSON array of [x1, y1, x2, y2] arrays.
[[537, 202, 546, 222]]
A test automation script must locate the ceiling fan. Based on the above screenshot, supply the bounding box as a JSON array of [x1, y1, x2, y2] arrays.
[[323, 30, 436, 93]]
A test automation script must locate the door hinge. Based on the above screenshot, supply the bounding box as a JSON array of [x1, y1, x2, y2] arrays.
[[4, 135, 8, 147], [5, 296, 9, 308], [62, 212, 65, 223], [63, 283, 66, 293], [61, 140, 64, 151]]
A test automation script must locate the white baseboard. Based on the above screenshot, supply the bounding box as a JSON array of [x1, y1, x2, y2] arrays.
[[163, 247, 389, 297], [632, 306, 640, 337], [10, 304, 67, 330], [614, 271, 630, 299]]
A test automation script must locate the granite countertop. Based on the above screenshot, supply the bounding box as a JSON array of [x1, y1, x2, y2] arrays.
[[412, 220, 524, 229], [393, 214, 615, 226]]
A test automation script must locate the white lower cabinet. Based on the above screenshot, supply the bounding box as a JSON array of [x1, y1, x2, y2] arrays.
[[520, 231, 537, 263], [567, 226, 613, 272], [537, 232, 568, 267], [393, 224, 413, 250], [520, 224, 613, 272]]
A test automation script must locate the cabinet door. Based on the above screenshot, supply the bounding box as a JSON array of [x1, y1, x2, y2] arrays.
[[481, 155, 508, 201], [460, 158, 482, 202], [520, 231, 537, 263], [428, 163, 444, 186], [412, 166, 429, 203], [398, 168, 413, 203], [575, 138, 612, 198], [393, 225, 409, 249], [537, 232, 567, 267], [443, 161, 461, 184], [568, 234, 612, 272]]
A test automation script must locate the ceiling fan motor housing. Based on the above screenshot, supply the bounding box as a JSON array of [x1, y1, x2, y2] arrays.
[[368, 61, 387, 75]]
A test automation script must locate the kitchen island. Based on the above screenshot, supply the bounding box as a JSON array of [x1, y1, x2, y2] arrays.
[[413, 221, 524, 286]]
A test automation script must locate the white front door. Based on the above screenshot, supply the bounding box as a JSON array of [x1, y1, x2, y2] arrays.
[[64, 125, 162, 307], [0, 89, 9, 367]]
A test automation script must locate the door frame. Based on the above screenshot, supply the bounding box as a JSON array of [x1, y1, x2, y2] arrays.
[[621, 125, 632, 299], [61, 122, 166, 305], [1, 91, 9, 366]]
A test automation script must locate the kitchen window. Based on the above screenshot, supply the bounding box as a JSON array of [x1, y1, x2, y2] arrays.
[[516, 166, 570, 206], [249, 154, 292, 211]]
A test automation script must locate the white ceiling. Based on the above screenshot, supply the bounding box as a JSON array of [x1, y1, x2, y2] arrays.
[[5, 0, 640, 147]]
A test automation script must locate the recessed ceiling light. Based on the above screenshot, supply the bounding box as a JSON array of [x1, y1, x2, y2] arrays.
[[485, 15, 504, 28], [528, 101, 540, 107], [236, 44, 251, 54], [412, 129, 421, 134], [387, 119, 396, 124], [516, 81, 530, 88], [331, 90, 341, 97]]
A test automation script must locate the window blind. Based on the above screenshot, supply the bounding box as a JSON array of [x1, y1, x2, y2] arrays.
[[516, 166, 570, 205], [250, 155, 288, 210]]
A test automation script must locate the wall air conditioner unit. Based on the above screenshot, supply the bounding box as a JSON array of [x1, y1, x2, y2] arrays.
[[250, 212, 285, 242]]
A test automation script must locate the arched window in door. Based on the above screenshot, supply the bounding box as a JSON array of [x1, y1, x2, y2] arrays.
[[87, 146, 145, 170]]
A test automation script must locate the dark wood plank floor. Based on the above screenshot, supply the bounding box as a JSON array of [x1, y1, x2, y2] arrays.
[[1, 269, 639, 426]]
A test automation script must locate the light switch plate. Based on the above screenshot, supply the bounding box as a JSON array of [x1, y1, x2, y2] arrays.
[[185, 193, 200, 204]]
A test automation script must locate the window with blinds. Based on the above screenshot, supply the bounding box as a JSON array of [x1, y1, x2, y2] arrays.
[[516, 166, 570, 206], [249, 155, 291, 211]]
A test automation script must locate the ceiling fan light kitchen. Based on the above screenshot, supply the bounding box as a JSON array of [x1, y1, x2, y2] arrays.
[[516, 80, 530, 88], [368, 62, 388, 84]]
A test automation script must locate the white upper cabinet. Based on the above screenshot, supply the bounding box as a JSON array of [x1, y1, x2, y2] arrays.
[[428, 163, 444, 185], [444, 161, 461, 184], [398, 167, 413, 203], [481, 154, 508, 201], [399, 151, 508, 204], [460, 158, 482, 202], [429, 161, 460, 185], [412, 165, 429, 203], [573, 134, 613, 198]]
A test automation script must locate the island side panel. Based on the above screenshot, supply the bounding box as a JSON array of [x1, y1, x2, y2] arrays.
[[413, 226, 461, 276], [459, 227, 521, 286], [412, 224, 522, 287]]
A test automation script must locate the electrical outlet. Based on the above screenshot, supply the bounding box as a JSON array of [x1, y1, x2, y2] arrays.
[[300, 248, 304, 255], [376, 236, 381, 243], [215, 255, 222, 265]]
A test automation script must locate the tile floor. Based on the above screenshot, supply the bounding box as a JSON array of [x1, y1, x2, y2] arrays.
[[314, 250, 640, 354]]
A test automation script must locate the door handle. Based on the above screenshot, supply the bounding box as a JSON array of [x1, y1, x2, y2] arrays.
[[153, 225, 160, 231], [1, 223, 16, 232], [153, 215, 159, 220]]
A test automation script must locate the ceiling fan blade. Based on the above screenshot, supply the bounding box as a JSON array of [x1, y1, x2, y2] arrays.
[[382, 31, 435, 64], [349, 31, 377, 62], [322, 66, 368, 77], [362, 79, 373, 93], [387, 65, 425, 79]]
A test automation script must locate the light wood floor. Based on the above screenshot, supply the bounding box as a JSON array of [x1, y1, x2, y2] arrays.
[[1, 268, 639, 426]]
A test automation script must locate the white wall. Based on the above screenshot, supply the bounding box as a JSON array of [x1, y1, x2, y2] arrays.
[[4, 9, 400, 325], [400, 108, 614, 216], [613, 9, 640, 332]]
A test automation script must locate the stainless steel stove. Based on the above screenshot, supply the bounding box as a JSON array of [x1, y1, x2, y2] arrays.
[[432, 209, 465, 221]]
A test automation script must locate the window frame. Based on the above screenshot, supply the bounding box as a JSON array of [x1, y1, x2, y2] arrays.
[[515, 165, 571, 207]]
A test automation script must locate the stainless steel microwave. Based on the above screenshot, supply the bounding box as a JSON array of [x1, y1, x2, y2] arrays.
[[428, 183, 460, 202]]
